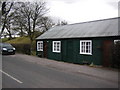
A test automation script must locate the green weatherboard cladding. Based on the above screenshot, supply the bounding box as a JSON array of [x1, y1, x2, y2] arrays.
[[36, 18, 120, 66], [47, 40, 62, 61], [36, 37, 115, 65]]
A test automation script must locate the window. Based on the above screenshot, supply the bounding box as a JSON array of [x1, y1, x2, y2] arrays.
[[53, 41, 61, 53], [80, 40, 92, 55], [37, 41, 43, 51]]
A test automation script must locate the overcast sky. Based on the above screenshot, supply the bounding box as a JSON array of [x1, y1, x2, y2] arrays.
[[28, 0, 119, 24]]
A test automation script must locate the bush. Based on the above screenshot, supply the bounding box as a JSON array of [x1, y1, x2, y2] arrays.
[[4, 36, 36, 55], [12, 44, 31, 55]]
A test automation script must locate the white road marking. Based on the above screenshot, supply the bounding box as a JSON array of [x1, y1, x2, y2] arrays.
[[0, 70, 23, 84]]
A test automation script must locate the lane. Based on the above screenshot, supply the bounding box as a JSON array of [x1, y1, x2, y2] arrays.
[[2, 55, 118, 88], [0, 70, 23, 84], [2, 73, 24, 88]]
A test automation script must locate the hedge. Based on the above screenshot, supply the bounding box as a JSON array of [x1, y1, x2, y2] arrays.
[[12, 44, 31, 55]]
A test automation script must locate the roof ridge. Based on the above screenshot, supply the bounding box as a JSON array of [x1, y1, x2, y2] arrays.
[[51, 17, 119, 28], [64, 17, 120, 26], [36, 17, 118, 39]]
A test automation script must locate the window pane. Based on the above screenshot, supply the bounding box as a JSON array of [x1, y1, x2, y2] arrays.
[[54, 42, 56, 51], [38, 43, 40, 50], [54, 45, 56, 51], [81, 42, 83, 45], [83, 43, 85, 53], [81, 42, 83, 53], [38, 43, 40, 48], [57, 46, 59, 51], [86, 45, 88, 53], [81, 46, 83, 52], [53, 41, 61, 52], [80, 40, 92, 54], [37, 41, 43, 51], [57, 42, 60, 51], [57, 42, 59, 46], [57, 47, 59, 51], [86, 42, 89, 46]]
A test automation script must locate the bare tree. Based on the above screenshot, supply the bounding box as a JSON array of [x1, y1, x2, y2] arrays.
[[30, 2, 48, 42], [14, 2, 49, 54], [56, 20, 68, 26], [1, 1, 14, 35], [39, 16, 55, 32], [12, 2, 26, 37]]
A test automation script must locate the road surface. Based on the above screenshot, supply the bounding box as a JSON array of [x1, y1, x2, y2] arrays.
[[2, 54, 118, 88]]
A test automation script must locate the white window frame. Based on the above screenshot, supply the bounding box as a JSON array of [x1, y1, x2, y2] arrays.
[[80, 40, 92, 55], [53, 41, 61, 53], [37, 41, 43, 51]]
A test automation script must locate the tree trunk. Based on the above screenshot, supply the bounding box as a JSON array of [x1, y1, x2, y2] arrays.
[[20, 26, 24, 37], [1, 22, 6, 34], [30, 37, 33, 55], [1, 14, 7, 34], [8, 30, 12, 40], [6, 26, 12, 40]]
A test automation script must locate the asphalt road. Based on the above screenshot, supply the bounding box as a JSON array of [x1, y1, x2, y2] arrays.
[[2, 54, 118, 88]]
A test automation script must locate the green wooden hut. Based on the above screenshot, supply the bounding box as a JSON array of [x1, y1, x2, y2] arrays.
[[36, 17, 119, 67]]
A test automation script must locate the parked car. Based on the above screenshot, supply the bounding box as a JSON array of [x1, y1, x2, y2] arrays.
[[0, 43, 16, 55]]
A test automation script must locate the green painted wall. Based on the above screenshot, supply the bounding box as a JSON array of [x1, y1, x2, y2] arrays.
[[60, 38, 103, 65], [76, 38, 103, 65], [36, 37, 114, 65], [47, 40, 62, 61]]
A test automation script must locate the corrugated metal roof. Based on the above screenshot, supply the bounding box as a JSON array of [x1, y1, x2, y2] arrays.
[[36, 17, 119, 39]]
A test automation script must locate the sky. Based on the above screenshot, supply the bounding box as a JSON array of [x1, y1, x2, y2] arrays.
[[14, 0, 120, 24], [44, 0, 119, 24]]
